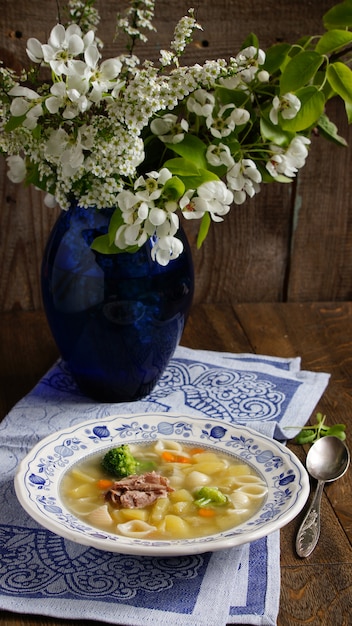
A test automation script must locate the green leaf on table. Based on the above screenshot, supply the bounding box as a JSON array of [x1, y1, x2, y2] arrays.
[[290, 412, 347, 444], [294, 429, 317, 445]]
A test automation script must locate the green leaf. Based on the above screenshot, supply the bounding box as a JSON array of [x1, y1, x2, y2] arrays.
[[315, 29, 352, 55], [326, 424, 346, 440], [241, 32, 259, 50], [327, 62, 352, 104], [345, 99, 352, 123], [263, 43, 293, 74], [294, 429, 317, 444], [90, 233, 121, 254], [317, 113, 348, 146], [280, 50, 324, 94], [164, 157, 201, 178], [260, 116, 294, 145], [107, 207, 125, 245], [289, 411, 347, 445], [4, 114, 26, 131], [165, 134, 207, 169], [163, 175, 185, 201], [280, 86, 325, 132], [214, 86, 249, 108], [196, 213, 211, 248], [323, 0, 352, 30], [164, 158, 219, 189]]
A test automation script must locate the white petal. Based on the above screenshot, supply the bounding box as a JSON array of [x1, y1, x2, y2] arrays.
[[26, 37, 43, 63], [6, 155, 26, 183], [67, 33, 85, 56], [149, 207, 167, 226], [49, 24, 66, 48], [101, 58, 122, 79], [84, 44, 100, 68], [10, 98, 30, 116], [9, 85, 38, 99]]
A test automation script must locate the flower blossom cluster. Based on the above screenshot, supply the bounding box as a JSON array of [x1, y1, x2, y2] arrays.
[[1, 0, 340, 265]]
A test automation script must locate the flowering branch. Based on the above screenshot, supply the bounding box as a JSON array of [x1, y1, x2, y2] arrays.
[[0, 0, 352, 265]]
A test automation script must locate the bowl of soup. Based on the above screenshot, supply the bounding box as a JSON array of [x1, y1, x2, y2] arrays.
[[14, 412, 309, 556]]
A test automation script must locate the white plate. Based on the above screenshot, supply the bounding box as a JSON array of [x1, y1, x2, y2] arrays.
[[14, 412, 309, 556]]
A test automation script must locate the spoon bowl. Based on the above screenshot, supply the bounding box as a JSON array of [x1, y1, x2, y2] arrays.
[[306, 435, 350, 482], [296, 435, 350, 558]]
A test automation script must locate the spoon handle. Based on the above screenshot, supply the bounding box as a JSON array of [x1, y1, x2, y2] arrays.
[[296, 479, 325, 558]]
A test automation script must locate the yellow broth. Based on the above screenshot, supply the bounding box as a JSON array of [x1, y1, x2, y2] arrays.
[[60, 440, 268, 540]]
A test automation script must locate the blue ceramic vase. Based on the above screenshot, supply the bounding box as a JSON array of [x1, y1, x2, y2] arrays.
[[41, 203, 194, 402]]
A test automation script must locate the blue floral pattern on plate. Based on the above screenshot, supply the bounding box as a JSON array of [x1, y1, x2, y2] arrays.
[[14, 412, 309, 556]]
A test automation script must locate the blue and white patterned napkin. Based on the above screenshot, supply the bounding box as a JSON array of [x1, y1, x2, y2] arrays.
[[0, 346, 330, 625]]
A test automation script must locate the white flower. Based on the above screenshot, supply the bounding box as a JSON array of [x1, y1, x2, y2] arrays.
[[187, 89, 215, 117], [206, 143, 234, 168], [6, 155, 26, 183], [44, 193, 58, 208], [151, 235, 183, 265], [41, 24, 91, 75], [227, 159, 262, 204], [266, 135, 311, 178], [9, 86, 43, 129], [236, 46, 266, 67], [170, 9, 202, 56], [159, 50, 176, 66], [286, 135, 311, 168], [180, 180, 233, 221], [206, 104, 250, 138], [45, 128, 86, 177], [257, 69, 270, 82], [150, 114, 188, 143], [269, 93, 301, 125]]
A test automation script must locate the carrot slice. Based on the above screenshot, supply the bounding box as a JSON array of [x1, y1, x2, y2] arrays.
[[189, 447, 205, 455], [198, 508, 216, 517], [161, 451, 176, 462], [96, 479, 114, 490]]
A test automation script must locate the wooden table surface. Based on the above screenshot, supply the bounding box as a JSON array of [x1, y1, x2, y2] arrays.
[[0, 302, 351, 626]]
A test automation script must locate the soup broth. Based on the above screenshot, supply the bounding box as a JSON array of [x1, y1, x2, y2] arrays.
[[60, 440, 268, 540]]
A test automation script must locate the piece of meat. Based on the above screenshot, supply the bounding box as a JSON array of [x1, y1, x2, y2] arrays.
[[105, 471, 174, 509]]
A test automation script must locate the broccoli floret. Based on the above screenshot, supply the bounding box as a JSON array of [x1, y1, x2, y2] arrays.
[[193, 486, 228, 508], [101, 444, 138, 478]]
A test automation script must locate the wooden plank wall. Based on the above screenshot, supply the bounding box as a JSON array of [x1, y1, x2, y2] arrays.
[[1, 0, 351, 311]]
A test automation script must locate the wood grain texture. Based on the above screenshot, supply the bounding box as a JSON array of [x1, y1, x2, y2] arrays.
[[0, 303, 351, 625], [1, 0, 352, 310]]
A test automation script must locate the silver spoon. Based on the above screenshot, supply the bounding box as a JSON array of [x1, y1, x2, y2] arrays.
[[296, 435, 350, 558]]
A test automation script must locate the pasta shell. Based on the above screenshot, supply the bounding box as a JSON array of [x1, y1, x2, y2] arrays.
[[86, 504, 114, 528], [117, 520, 157, 538]]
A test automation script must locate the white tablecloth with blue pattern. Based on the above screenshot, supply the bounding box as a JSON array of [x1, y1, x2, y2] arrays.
[[0, 346, 330, 625]]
